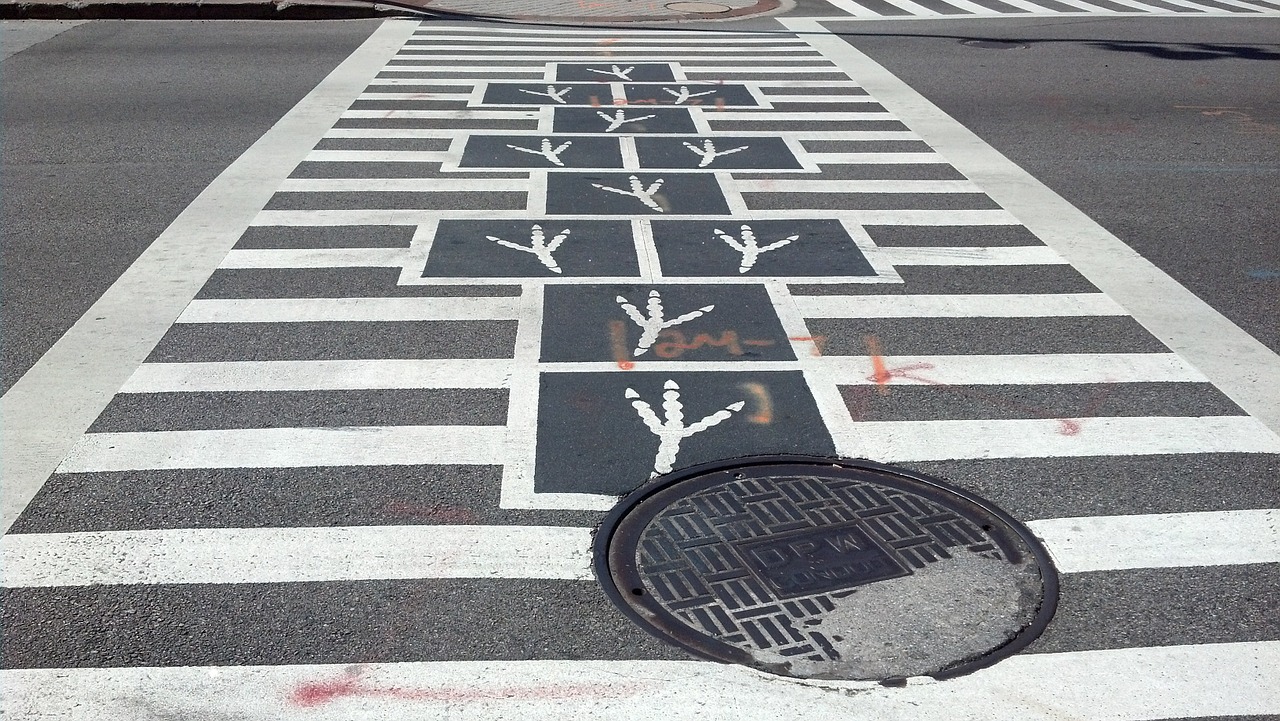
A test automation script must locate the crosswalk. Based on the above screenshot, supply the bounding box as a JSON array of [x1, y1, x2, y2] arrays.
[[818, 0, 1280, 18], [3, 18, 1279, 719]]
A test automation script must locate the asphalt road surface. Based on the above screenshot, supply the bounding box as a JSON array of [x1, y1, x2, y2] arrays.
[[2, 11, 1278, 720]]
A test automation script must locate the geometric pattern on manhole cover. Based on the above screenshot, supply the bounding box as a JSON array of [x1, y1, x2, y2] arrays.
[[596, 456, 1058, 681]]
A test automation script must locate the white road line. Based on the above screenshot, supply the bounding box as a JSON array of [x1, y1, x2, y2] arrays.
[[697, 111, 895, 120], [0, 20, 420, 536], [870, 246, 1067, 265], [535, 353, 1209, 383], [1, 526, 593, 587], [794, 293, 1127, 318], [820, 353, 1209, 385], [305, 149, 450, 162], [386, 57, 827, 64], [322, 128, 919, 141], [120, 360, 512, 392], [252, 209, 1021, 226], [6, 508, 1274, 588], [736, 179, 979, 192], [176, 297, 521, 323], [832, 416, 1280, 462], [356, 92, 474, 101], [1027, 509, 1280, 573], [879, 0, 946, 14], [342, 110, 541, 119], [4, 643, 1280, 719], [120, 360, 513, 392], [802, 152, 944, 163], [56, 426, 508, 473], [277, 178, 533, 192], [789, 18, 1280, 433], [404, 36, 811, 43], [220, 248, 410, 269]]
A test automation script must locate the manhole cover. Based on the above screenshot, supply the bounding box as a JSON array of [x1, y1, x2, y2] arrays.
[[594, 455, 1058, 681]]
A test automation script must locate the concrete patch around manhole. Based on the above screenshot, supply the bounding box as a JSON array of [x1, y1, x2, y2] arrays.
[[593, 455, 1058, 682]]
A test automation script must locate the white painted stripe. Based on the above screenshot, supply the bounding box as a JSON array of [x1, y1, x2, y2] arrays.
[[56, 425, 507, 473], [879, 0, 945, 14], [736, 179, 979, 193], [220, 248, 410, 268], [306, 149, 450, 162], [832, 416, 1279, 462], [404, 36, 812, 43], [1028, 509, 1280, 573], [252, 209, 1019, 226], [540, 353, 1209, 384], [388, 55, 826, 61], [787, 18, 1280, 435], [820, 353, 1208, 385], [278, 178, 532, 192], [794, 293, 1127, 318], [342, 109, 541, 120], [685, 68, 847, 74], [802, 152, 944, 164], [746, 98, 879, 106], [176, 297, 521, 323], [120, 360, 512, 392], [411, 27, 772, 35], [6, 508, 1274, 588], [4, 643, 1279, 719], [1, 525, 592, 587], [0, 21, 421, 535], [871, 246, 1068, 265], [322, 127, 918, 141], [380, 64, 546, 71], [357, 92, 473, 101], [698, 111, 895, 120]]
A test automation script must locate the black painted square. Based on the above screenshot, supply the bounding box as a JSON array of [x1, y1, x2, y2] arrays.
[[459, 135, 623, 169], [540, 284, 794, 363], [481, 83, 613, 106], [650, 219, 877, 277], [545, 173, 730, 215], [534, 371, 835, 495], [555, 63, 677, 82], [623, 84, 761, 107], [736, 522, 911, 599], [422, 220, 639, 278], [636, 136, 802, 170], [552, 107, 700, 134]]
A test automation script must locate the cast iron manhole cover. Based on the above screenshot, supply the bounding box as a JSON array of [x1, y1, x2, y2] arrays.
[[594, 456, 1058, 681]]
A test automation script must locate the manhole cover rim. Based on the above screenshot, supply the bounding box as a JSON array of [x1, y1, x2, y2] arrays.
[[593, 454, 1060, 681]]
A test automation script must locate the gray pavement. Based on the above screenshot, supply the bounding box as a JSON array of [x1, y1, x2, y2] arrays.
[[841, 16, 1280, 352], [1, 13, 1278, 720], [0, 19, 382, 393]]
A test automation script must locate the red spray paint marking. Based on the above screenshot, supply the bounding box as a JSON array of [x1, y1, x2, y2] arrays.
[[290, 675, 640, 708], [862, 360, 1115, 436], [609, 320, 635, 370], [788, 335, 827, 357]]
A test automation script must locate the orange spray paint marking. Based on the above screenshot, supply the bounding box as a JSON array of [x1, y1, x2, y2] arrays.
[[589, 95, 602, 107], [789, 335, 827, 357], [716, 97, 727, 112], [608, 320, 634, 370], [864, 335, 892, 395], [739, 382, 774, 424]]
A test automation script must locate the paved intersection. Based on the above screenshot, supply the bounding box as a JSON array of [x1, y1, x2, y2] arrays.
[[3, 16, 1279, 720]]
